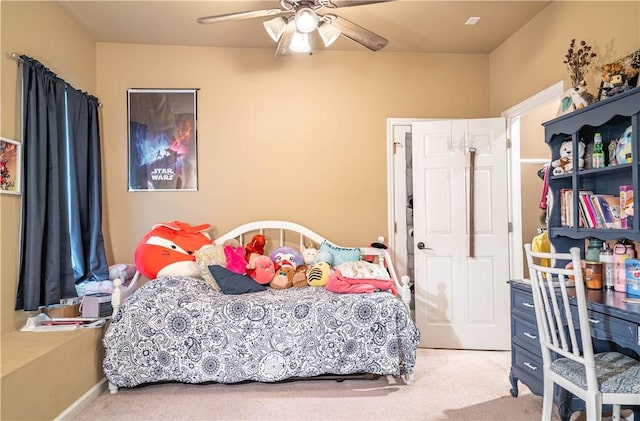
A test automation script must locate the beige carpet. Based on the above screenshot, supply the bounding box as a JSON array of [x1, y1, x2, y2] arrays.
[[72, 348, 593, 421]]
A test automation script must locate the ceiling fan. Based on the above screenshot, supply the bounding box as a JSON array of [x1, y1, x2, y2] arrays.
[[197, 0, 393, 56]]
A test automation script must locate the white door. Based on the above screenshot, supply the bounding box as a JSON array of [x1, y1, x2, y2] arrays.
[[412, 119, 510, 350]]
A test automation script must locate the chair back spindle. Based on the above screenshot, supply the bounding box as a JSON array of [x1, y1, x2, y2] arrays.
[[524, 244, 640, 421]]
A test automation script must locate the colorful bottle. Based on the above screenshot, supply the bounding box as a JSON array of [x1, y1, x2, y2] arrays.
[[613, 239, 636, 292], [600, 247, 614, 290], [585, 238, 603, 262], [592, 133, 605, 169]]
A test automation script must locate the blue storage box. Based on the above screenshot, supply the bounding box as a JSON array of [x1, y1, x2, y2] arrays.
[[625, 258, 640, 297]]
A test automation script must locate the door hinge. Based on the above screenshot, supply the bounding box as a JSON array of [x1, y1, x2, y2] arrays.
[[508, 222, 513, 233], [506, 138, 512, 149], [394, 221, 397, 233], [393, 141, 401, 155]]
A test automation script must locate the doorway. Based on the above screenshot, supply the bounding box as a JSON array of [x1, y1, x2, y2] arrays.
[[386, 81, 564, 349]]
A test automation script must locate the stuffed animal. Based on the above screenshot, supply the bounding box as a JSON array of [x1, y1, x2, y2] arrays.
[[307, 261, 331, 287], [224, 245, 247, 274], [569, 82, 595, 110], [301, 244, 319, 265], [245, 234, 266, 271], [552, 140, 585, 175], [270, 246, 304, 271], [134, 221, 213, 280], [291, 264, 309, 287], [557, 82, 595, 116], [250, 255, 275, 285], [600, 61, 631, 98], [314, 250, 334, 266], [270, 266, 294, 289]]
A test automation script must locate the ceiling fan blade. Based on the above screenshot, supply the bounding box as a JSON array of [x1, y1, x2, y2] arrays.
[[197, 9, 284, 24], [274, 20, 296, 57], [331, 15, 388, 51], [327, 0, 395, 9]]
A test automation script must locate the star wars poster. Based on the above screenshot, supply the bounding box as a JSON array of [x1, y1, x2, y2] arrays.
[[127, 89, 198, 191]]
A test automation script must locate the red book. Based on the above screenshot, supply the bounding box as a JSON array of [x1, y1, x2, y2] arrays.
[[579, 191, 597, 228]]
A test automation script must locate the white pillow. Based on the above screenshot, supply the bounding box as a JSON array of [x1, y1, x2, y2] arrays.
[[335, 260, 390, 280]]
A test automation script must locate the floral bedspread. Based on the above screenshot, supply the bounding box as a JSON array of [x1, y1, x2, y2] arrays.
[[103, 276, 419, 387]]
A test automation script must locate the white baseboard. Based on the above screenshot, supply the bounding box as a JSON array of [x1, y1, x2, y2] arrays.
[[54, 378, 107, 421]]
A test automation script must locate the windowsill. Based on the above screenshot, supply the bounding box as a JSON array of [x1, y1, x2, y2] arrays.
[[1, 328, 101, 379]]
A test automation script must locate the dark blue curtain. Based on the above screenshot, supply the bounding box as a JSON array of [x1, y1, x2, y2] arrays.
[[15, 56, 108, 311]]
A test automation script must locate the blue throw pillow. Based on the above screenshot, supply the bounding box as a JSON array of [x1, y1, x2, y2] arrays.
[[319, 241, 361, 267], [208, 265, 266, 295]]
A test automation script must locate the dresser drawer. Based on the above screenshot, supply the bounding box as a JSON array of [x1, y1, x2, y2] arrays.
[[512, 315, 542, 355], [511, 344, 544, 396], [572, 307, 640, 354], [511, 286, 537, 323]]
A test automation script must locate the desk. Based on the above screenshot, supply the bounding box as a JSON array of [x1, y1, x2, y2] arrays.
[[508, 280, 640, 420]]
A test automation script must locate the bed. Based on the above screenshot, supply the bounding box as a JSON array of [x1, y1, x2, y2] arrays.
[[103, 221, 419, 394]]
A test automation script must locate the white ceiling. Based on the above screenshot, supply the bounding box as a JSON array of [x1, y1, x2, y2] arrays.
[[56, 0, 551, 54]]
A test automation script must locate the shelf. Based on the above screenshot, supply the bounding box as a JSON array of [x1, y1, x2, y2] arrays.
[[543, 87, 640, 142], [545, 87, 640, 255], [549, 227, 637, 242]]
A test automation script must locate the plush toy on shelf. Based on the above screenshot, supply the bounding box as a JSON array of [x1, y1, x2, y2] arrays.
[[551, 140, 585, 175]]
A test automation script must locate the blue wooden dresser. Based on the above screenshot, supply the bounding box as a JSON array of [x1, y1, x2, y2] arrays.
[[508, 279, 640, 420]]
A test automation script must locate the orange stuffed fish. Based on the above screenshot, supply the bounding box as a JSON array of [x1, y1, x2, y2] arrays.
[[134, 221, 213, 280]]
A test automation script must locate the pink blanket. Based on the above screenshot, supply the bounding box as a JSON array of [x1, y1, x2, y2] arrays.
[[326, 269, 396, 294]]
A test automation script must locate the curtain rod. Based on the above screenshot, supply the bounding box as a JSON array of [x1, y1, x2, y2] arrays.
[[10, 52, 24, 63], [9, 52, 103, 108]]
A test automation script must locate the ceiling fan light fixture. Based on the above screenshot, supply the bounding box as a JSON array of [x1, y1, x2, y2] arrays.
[[318, 21, 341, 47], [289, 31, 312, 54], [294, 7, 318, 33], [263, 17, 287, 42]]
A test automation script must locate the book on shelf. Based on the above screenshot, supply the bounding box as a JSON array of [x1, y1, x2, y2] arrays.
[[620, 185, 633, 229], [578, 190, 596, 228], [589, 195, 607, 228], [560, 188, 577, 227], [560, 188, 569, 227], [596, 194, 622, 229], [559, 190, 623, 229]]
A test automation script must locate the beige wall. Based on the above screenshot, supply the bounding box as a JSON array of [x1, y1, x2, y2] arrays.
[[1, 2, 101, 419], [97, 45, 489, 265], [519, 102, 559, 278], [489, 0, 639, 277], [1, 1, 97, 333], [489, 1, 640, 115]]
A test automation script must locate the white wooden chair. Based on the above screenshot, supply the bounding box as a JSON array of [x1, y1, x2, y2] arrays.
[[524, 244, 640, 421]]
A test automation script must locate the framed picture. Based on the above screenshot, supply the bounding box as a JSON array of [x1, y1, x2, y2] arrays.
[[0, 137, 21, 195], [127, 89, 198, 191], [598, 49, 640, 101]]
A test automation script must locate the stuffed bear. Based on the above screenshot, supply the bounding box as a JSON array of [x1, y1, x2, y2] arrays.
[[552, 140, 585, 175]]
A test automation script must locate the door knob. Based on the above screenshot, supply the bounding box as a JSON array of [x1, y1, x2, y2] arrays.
[[417, 242, 432, 250]]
